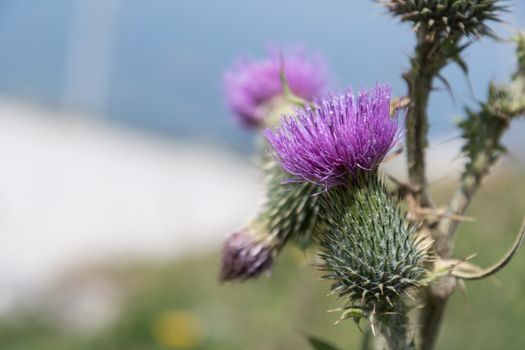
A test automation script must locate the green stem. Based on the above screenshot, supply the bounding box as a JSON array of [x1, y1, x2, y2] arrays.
[[404, 32, 456, 350], [377, 304, 414, 350], [419, 283, 452, 350], [405, 36, 446, 208]]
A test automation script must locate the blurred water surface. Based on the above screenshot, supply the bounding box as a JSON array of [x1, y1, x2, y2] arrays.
[[0, 0, 524, 151]]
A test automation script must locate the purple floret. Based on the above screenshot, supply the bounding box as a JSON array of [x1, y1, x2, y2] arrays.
[[224, 48, 327, 129], [264, 84, 399, 188], [219, 228, 274, 282]]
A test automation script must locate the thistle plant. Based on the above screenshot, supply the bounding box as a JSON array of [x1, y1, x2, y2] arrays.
[[220, 1, 525, 349]]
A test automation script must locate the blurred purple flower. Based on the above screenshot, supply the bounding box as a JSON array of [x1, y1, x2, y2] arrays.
[[219, 228, 274, 282], [224, 48, 327, 129], [264, 84, 399, 188]]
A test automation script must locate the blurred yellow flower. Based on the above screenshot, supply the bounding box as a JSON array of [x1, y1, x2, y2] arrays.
[[152, 310, 202, 348]]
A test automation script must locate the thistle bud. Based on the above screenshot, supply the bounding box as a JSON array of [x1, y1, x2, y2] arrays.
[[319, 177, 430, 311], [380, 0, 507, 39], [220, 228, 275, 282]]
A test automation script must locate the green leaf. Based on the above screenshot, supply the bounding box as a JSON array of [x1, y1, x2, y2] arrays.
[[452, 55, 468, 76], [436, 73, 456, 104], [306, 335, 341, 350]]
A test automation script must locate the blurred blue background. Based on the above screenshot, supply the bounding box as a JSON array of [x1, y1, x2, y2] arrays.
[[0, 0, 523, 151]]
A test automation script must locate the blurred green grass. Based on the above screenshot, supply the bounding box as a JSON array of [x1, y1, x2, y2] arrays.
[[1, 174, 524, 350]]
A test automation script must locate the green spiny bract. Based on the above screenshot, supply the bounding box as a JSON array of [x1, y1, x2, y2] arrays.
[[380, 0, 507, 39], [258, 159, 327, 249], [318, 176, 430, 314]]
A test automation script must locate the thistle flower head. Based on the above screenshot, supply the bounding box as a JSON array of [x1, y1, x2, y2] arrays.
[[219, 228, 275, 282], [224, 48, 327, 129], [380, 0, 507, 39], [264, 84, 399, 188]]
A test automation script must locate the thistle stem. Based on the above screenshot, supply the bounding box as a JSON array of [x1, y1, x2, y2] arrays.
[[404, 32, 453, 350], [419, 106, 511, 350], [404, 35, 447, 208], [419, 284, 452, 350], [377, 304, 414, 350]]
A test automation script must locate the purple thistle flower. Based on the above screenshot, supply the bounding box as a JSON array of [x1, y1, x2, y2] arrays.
[[224, 48, 327, 129], [264, 84, 399, 188], [219, 228, 275, 282]]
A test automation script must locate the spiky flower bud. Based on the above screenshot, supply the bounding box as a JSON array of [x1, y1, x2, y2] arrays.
[[224, 48, 327, 129], [264, 84, 399, 188], [380, 0, 507, 39], [220, 228, 275, 282], [319, 177, 430, 312]]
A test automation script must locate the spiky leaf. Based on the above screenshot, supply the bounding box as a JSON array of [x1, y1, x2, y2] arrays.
[[459, 34, 525, 180]]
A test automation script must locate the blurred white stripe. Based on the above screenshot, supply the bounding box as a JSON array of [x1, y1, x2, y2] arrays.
[[0, 100, 260, 304]]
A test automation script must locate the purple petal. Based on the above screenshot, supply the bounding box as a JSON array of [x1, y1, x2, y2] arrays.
[[264, 84, 400, 187]]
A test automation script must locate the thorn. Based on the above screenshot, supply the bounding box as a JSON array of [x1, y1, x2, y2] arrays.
[[386, 296, 394, 308], [404, 290, 416, 301], [355, 320, 364, 335], [458, 279, 469, 309], [326, 308, 342, 313], [464, 253, 478, 261], [390, 96, 411, 115], [369, 305, 377, 336], [383, 146, 404, 163]]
